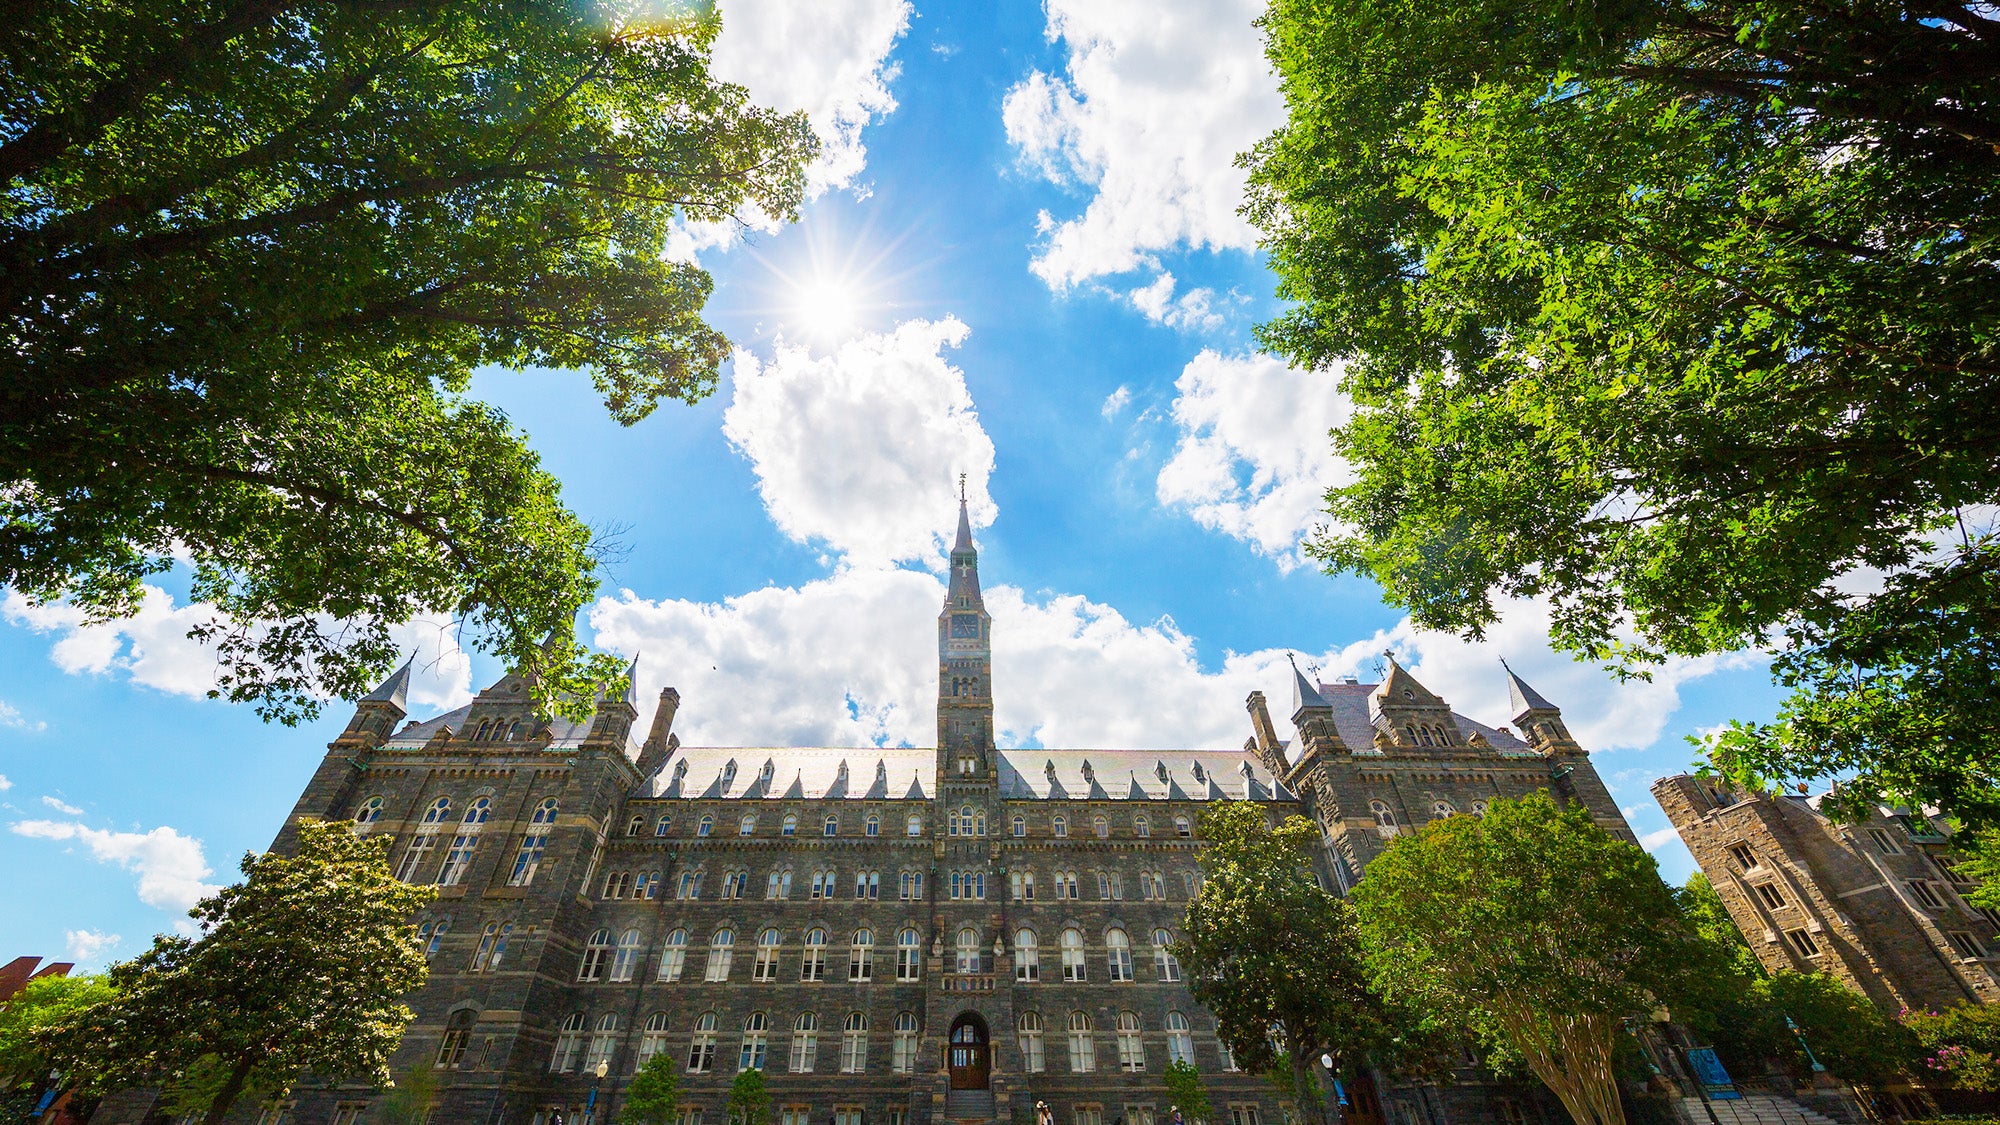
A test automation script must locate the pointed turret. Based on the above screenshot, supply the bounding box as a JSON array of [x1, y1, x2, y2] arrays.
[[1502, 658, 1573, 749], [339, 657, 413, 744], [584, 652, 640, 753], [1291, 657, 1331, 716], [1283, 655, 1349, 764]]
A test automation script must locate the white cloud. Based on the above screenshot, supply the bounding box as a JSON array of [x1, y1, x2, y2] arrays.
[[12, 819, 217, 913], [1002, 0, 1284, 288], [0, 774, 11, 790], [40, 796, 83, 816], [1101, 385, 1133, 419], [722, 318, 997, 569], [2, 586, 477, 714], [65, 929, 121, 965], [1125, 272, 1227, 332], [593, 578, 1737, 759], [1156, 350, 1353, 569], [1641, 827, 1683, 852], [0, 699, 44, 732]]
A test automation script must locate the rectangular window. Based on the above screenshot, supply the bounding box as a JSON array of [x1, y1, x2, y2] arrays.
[[1753, 882, 1786, 910], [1726, 843, 1757, 870], [675, 1112, 705, 1125], [1981, 907, 2000, 930], [890, 1111, 907, 1125], [1785, 928, 1822, 958], [1125, 1106, 1156, 1125], [1076, 1107, 1103, 1125], [1870, 828, 1903, 855], [836, 1108, 864, 1125], [1909, 881, 1946, 910], [782, 1108, 812, 1125], [1947, 931, 1986, 959], [396, 834, 438, 882], [509, 832, 548, 886], [1230, 1107, 1263, 1125], [332, 1109, 365, 1125]]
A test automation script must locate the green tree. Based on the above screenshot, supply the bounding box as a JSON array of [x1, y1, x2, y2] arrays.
[[376, 1063, 440, 1125], [0, 974, 117, 1088], [0, 1, 816, 723], [1243, 0, 2000, 826], [1164, 1058, 1213, 1125], [726, 1066, 770, 1125], [1349, 794, 1721, 1125], [45, 819, 435, 1124], [1904, 1001, 2000, 1091], [622, 1052, 681, 1125], [1176, 802, 1432, 1125]]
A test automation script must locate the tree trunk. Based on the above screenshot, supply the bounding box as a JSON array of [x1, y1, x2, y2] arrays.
[[202, 1056, 257, 1125], [1291, 1052, 1328, 1125]]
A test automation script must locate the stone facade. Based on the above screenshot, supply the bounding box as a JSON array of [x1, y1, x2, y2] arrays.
[[95, 505, 1635, 1125], [1653, 775, 2000, 1015]]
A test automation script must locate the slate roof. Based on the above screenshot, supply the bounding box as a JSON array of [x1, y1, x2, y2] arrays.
[[1310, 681, 1538, 756]]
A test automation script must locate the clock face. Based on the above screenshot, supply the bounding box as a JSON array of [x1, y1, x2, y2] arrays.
[[950, 614, 981, 639]]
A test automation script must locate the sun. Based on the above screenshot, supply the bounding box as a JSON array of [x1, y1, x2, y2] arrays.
[[790, 274, 864, 343]]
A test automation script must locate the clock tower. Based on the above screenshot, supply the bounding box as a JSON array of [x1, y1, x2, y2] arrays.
[[938, 491, 993, 778]]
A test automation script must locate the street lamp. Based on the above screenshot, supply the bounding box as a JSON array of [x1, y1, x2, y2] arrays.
[[587, 1058, 609, 1124], [1318, 1053, 1346, 1125], [1785, 1015, 1829, 1074]]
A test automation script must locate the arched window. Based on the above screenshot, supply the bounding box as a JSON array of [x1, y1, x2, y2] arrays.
[[1053, 814, 1068, 838], [688, 1011, 717, 1073], [1094, 815, 1110, 839], [1135, 815, 1151, 838], [654, 813, 672, 837], [849, 928, 874, 981], [753, 928, 782, 982], [722, 868, 748, 899], [1175, 815, 1192, 838], [1013, 814, 1027, 837], [1015, 928, 1040, 982], [1153, 928, 1181, 982], [899, 869, 924, 900], [766, 866, 793, 900], [550, 1012, 586, 1073], [471, 921, 511, 972], [585, 1012, 619, 1073], [1370, 800, 1398, 831], [475, 719, 492, 741], [635, 870, 661, 899], [802, 927, 828, 982], [437, 798, 489, 886], [578, 928, 614, 981], [1068, 1011, 1096, 1073], [896, 927, 921, 981], [1471, 799, 1489, 817], [739, 813, 757, 836], [1107, 929, 1134, 982], [1415, 724, 1434, 747], [1011, 870, 1037, 901], [626, 813, 644, 837], [1431, 799, 1456, 820], [866, 813, 881, 837], [956, 926, 982, 974], [436, 1010, 473, 1069], [841, 1012, 869, 1074], [509, 720, 524, 740], [1018, 1011, 1046, 1073], [894, 1012, 921, 1074], [790, 1011, 820, 1073], [1061, 927, 1086, 981], [415, 916, 450, 957], [419, 796, 453, 825], [705, 929, 735, 982], [602, 870, 632, 899], [811, 868, 837, 900], [824, 814, 839, 837], [782, 813, 798, 836], [853, 869, 880, 900], [658, 929, 687, 981], [906, 813, 923, 836], [510, 799, 559, 887], [638, 1012, 671, 1069], [1166, 1012, 1194, 1065], [353, 796, 384, 833], [697, 814, 713, 837], [1117, 1011, 1145, 1071], [739, 1012, 768, 1072]]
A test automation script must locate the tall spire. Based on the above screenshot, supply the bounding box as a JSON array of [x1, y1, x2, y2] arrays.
[[939, 494, 994, 776], [1288, 654, 1330, 716], [953, 478, 974, 555], [360, 656, 413, 712], [1501, 657, 1558, 716]]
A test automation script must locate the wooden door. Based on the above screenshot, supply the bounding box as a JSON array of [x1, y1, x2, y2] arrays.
[[948, 1021, 989, 1089]]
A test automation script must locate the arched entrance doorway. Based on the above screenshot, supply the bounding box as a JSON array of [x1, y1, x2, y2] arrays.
[[947, 1013, 990, 1090]]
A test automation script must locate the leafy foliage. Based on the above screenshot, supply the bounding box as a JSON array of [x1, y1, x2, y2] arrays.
[[376, 1063, 440, 1125], [44, 819, 435, 1124], [1906, 1002, 2000, 1091], [622, 1051, 682, 1125], [0, 0, 816, 722], [1245, 0, 2000, 824], [1176, 802, 1435, 1125], [1164, 1058, 1213, 1125], [0, 973, 117, 1084], [726, 1066, 770, 1125], [1349, 794, 1723, 1125]]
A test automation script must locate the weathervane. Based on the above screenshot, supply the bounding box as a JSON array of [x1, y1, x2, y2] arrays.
[[958, 472, 966, 502]]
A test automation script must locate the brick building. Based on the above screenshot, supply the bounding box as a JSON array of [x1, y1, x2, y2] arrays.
[[1653, 775, 2000, 1015], [95, 504, 1638, 1125]]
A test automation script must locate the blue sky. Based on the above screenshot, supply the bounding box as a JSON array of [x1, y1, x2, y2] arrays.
[[0, 0, 1788, 969]]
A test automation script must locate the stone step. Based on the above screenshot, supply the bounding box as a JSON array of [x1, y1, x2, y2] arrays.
[[945, 1089, 996, 1122], [1679, 1094, 1844, 1125]]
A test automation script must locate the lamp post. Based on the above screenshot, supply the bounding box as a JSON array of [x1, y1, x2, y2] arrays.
[[587, 1058, 609, 1124], [1784, 1014, 1828, 1075], [1318, 1053, 1345, 1125]]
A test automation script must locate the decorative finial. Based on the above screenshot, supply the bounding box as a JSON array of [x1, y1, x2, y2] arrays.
[[959, 472, 967, 502]]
